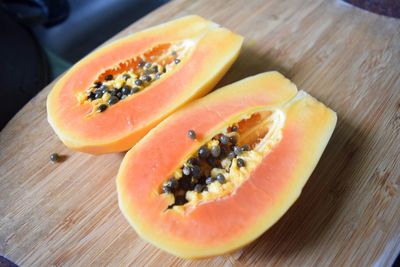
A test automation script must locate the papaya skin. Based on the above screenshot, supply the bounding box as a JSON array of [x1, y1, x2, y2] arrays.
[[47, 15, 243, 154], [117, 72, 337, 258]]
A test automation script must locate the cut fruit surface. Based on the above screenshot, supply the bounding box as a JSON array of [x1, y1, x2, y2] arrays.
[[117, 71, 337, 258], [47, 15, 243, 154]]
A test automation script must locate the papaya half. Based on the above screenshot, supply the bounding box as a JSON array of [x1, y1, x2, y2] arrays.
[[116, 72, 337, 258], [47, 16, 243, 154]]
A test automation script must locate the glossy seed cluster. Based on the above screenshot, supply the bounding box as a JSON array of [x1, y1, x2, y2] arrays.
[[82, 52, 181, 113], [162, 125, 251, 207]]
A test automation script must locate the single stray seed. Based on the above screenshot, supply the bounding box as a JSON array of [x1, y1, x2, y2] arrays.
[[50, 153, 59, 163], [122, 73, 130, 80], [135, 79, 143, 86], [144, 62, 152, 68], [187, 129, 196, 139], [231, 125, 238, 132], [138, 61, 145, 68], [105, 74, 113, 81], [174, 58, 181, 64]]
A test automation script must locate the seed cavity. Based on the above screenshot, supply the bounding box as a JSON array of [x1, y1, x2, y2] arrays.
[[160, 110, 285, 213], [76, 42, 192, 115]]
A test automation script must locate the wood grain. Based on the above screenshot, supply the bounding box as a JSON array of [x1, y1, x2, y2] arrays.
[[1, 0, 400, 266]]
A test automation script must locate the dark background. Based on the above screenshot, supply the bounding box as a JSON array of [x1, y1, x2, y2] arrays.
[[0, 0, 168, 129]]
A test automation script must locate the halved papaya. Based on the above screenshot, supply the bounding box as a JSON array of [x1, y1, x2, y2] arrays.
[[116, 72, 337, 258], [47, 16, 243, 154]]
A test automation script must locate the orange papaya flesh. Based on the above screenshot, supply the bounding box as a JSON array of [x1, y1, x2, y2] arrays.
[[47, 15, 243, 154], [116, 72, 337, 258]]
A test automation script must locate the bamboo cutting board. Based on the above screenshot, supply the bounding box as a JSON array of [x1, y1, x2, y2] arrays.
[[1, 0, 400, 266]]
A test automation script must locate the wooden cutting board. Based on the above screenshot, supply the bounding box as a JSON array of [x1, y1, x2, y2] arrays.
[[1, 0, 399, 266]]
